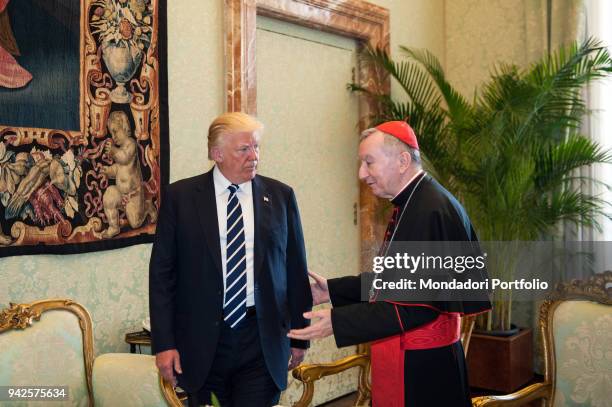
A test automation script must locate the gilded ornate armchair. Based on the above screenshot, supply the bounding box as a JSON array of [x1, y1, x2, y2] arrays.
[[0, 299, 95, 406], [472, 271, 612, 407], [0, 299, 181, 407], [291, 314, 477, 407]]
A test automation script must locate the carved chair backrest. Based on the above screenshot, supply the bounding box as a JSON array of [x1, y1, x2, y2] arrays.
[[0, 299, 95, 406], [538, 271, 611, 405]]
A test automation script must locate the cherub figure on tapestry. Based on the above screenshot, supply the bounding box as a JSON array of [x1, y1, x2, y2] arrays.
[[101, 110, 156, 238]]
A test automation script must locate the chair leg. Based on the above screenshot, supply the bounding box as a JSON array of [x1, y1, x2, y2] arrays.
[[292, 381, 314, 407], [354, 364, 371, 406]]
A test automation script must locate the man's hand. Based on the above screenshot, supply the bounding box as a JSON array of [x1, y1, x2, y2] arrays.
[[309, 271, 330, 306], [287, 309, 333, 340], [287, 347, 307, 370], [155, 349, 182, 387]]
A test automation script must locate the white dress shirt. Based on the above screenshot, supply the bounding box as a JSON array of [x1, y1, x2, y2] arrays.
[[213, 166, 255, 307]]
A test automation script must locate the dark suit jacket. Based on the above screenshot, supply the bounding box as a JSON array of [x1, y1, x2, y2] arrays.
[[149, 168, 312, 392]]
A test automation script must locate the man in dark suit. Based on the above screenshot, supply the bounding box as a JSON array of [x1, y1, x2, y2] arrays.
[[149, 112, 312, 407]]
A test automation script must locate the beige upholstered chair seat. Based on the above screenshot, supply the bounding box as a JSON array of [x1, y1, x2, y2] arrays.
[[93, 353, 182, 406]]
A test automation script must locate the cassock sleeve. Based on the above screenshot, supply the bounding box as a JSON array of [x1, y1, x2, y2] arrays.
[[328, 275, 363, 307], [331, 302, 438, 348]]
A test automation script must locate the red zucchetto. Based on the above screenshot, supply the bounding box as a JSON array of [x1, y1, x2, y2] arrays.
[[375, 121, 419, 150]]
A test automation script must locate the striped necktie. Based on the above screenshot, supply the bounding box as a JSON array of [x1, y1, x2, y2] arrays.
[[223, 184, 247, 328]]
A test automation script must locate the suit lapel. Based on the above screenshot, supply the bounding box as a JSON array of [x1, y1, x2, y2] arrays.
[[196, 170, 223, 275], [252, 175, 271, 280]]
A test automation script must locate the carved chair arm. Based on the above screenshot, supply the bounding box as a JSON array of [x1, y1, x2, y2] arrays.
[[159, 375, 184, 407], [471, 382, 551, 407], [291, 353, 370, 407]]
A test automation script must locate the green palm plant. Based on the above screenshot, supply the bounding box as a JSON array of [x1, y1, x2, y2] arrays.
[[350, 38, 612, 331]]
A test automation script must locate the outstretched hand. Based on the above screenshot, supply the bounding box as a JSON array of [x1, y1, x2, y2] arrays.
[[309, 271, 330, 306], [287, 309, 333, 341]]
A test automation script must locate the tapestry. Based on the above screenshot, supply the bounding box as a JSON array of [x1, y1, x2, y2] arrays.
[[0, 0, 168, 257]]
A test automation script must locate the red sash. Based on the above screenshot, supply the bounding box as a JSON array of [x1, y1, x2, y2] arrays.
[[370, 312, 461, 407]]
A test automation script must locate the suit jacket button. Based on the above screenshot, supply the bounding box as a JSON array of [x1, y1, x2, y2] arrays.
[[218, 290, 222, 295], [215, 321, 220, 326]]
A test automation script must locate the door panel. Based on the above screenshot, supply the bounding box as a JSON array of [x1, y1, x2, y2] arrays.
[[256, 16, 361, 406]]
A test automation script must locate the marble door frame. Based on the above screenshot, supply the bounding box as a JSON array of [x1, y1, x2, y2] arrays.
[[224, 0, 390, 270]]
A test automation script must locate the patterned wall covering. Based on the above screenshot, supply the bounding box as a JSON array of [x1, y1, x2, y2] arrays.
[[1, 244, 151, 354], [445, 0, 582, 97], [445, 0, 529, 97]]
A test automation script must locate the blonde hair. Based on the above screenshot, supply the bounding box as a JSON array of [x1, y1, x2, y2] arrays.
[[208, 112, 264, 159]]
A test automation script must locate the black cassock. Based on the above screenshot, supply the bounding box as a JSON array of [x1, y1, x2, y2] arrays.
[[329, 172, 491, 407]]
